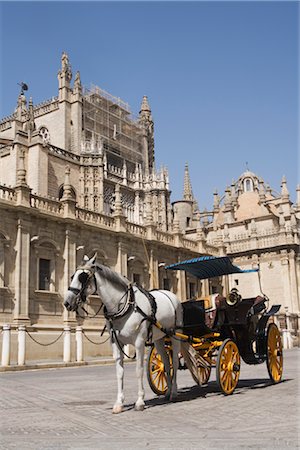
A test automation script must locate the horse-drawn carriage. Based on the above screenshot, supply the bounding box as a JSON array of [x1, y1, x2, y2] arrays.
[[147, 256, 283, 396], [65, 254, 283, 413]]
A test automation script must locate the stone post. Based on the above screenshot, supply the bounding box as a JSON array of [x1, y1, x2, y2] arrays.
[[14, 219, 31, 323], [76, 326, 83, 362], [18, 325, 26, 365], [63, 326, 71, 363], [1, 324, 11, 366]]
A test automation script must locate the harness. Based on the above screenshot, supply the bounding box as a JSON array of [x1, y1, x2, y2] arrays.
[[67, 267, 173, 358], [104, 284, 157, 343]]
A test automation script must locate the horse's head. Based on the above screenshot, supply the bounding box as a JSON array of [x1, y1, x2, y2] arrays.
[[64, 254, 98, 312]]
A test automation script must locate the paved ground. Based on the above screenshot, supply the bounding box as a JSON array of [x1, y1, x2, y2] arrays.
[[0, 349, 299, 450]]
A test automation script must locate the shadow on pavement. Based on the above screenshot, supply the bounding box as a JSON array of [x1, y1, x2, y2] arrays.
[[143, 377, 291, 409]]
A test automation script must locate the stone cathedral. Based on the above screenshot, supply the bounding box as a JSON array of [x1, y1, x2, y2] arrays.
[[0, 53, 299, 361]]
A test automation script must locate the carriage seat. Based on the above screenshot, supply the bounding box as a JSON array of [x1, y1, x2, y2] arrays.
[[204, 294, 227, 329], [182, 300, 212, 337], [224, 296, 266, 325]]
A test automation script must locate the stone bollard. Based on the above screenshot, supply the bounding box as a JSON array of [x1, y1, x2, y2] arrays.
[[18, 325, 26, 366], [76, 326, 83, 362], [282, 329, 292, 349], [63, 326, 71, 363], [1, 324, 11, 366]]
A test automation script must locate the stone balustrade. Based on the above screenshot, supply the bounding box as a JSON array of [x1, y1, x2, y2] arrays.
[[126, 222, 146, 237], [30, 194, 63, 216], [0, 185, 17, 203], [76, 208, 115, 228], [33, 97, 59, 117]]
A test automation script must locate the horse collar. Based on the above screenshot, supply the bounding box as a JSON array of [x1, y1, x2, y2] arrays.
[[104, 285, 135, 321]]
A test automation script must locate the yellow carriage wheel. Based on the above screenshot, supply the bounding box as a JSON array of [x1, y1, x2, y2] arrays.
[[147, 345, 172, 396], [216, 339, 240, 395], [198, 356, 211, 385], [266, 323, 283, 383]]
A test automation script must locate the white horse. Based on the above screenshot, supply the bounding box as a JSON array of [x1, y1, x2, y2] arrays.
[[64, 254, 182, 414]]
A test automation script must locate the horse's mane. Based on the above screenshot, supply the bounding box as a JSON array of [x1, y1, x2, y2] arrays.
[[94, 263, 129, 289]]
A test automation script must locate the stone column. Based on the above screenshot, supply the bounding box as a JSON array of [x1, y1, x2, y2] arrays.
[[63, 229, 77, 324], [14, 219, 31, 323], [1, 324, 11, 366], [76, 326, 83, 362], [63, 326, 71, 363], [280, 251, 292, 311], [288, 250, 299, 313], [18, 325, 26, 365]]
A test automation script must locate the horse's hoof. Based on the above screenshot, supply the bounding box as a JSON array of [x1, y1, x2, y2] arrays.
[[135, 402, 145, 411], [112, 404, 124, 414]]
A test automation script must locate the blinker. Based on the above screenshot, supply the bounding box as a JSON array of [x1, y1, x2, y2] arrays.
[[78, 271, 89, 284]]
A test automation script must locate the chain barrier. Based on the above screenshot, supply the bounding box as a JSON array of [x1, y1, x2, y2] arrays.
[[82, 330, 110, 345], [25, 329, 65, 346]]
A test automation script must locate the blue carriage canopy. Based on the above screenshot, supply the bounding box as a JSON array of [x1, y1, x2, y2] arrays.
[[165, 256, 258, 280]]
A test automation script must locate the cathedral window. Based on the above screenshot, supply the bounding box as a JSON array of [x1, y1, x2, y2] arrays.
[[35, 241, 58, 292], [243, 178, 253, 192], [39, 259, 51, 290]]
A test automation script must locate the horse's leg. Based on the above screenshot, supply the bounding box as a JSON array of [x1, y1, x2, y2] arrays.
[[169, 336, 180, 400], [112, 341, 125, 414], [134, 338, 146, 411], [154, 338, 172, 400]]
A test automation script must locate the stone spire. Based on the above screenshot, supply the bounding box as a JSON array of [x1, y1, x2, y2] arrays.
[[213, 189, 220, 212], [139, 96, 151, 119], [15, 92, 27, 121], [280, 176, 290, 201], [73, 71, 82, 94], [113, 183, 123, 216], [258, 178, 266, 203], [58, 51, 72, 101], [296, 185, 300, 209], [139, 96, 154, 173], [183, 163, 193, 201], [16, 148, 28, 187], [61, 166, 73, 200], [23, 97, 36, 134]]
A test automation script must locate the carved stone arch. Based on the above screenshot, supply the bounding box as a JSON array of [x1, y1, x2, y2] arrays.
[[34, 238, 60, 292], [35, 238, 60, 256], [127, 256, 149, 288]]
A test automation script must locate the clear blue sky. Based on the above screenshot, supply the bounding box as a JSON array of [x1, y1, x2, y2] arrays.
[[0, 1, 298, 208]]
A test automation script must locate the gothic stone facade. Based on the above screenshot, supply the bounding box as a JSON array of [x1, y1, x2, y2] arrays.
[[0, 53, 299, 361]]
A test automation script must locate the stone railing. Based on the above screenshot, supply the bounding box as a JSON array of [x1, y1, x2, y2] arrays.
[[0, 185, 16, 203], [30, 194, 63, 216], [33, 97, 59, 117], [182, 237, 198, 251], [76, 208, 115, 228], [156, 230, 175, 246], [48, 145, 81, 163], [126, 222, 146, 237]]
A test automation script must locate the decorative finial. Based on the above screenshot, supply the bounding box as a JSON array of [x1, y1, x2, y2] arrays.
[[183, 163, 193, 201], [74, 71, 82, 94], [140, 95, 151, 114], [281, 175, 290, 201], [61, 166, 73, 200]]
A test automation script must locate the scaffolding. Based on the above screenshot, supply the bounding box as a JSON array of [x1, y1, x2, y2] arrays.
[[82, 84, 144, 167]]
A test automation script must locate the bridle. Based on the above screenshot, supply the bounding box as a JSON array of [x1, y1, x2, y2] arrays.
[[67, 266, 98, 311]]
